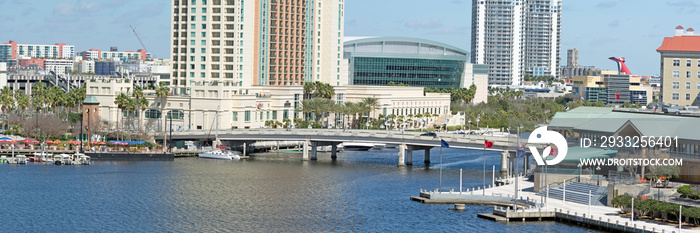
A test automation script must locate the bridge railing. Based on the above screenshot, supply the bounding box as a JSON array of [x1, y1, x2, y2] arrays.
[[164, 128, 524, 149]]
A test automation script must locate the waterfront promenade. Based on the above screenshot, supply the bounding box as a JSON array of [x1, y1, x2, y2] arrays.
[[417, 178, 699, 232]]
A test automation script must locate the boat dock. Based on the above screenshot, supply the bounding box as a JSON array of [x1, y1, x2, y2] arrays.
[[412, 177, 693, 233]]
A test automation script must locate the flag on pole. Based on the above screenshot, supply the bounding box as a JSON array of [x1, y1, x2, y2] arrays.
[[441, 139, 449, 148], [484, 140, 493, 148]]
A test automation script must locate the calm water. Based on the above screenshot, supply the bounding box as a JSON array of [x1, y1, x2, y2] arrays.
[[0, 148, 601, 232]]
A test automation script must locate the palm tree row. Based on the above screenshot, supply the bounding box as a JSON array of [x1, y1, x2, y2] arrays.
[[0, 83, 86, 115], [303, 81, 336, 99], [425, 84, 478, 104], [299, 97, 381, 129]]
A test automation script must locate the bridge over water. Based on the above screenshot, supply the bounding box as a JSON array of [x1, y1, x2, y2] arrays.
[[156, 129, 530, 170]]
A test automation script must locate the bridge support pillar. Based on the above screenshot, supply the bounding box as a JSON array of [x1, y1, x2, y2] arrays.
[[302, 140, 310, 161], [406, 149, 413, 166], [397, 143, 406, 166], [424, 149, 430, 164], [311, 142, 318, 160], [331, 144, 337, 160], [501, 150, 509, 173]]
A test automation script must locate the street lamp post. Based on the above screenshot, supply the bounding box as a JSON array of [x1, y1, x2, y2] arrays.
[[476, 117, 480, 134], [468, 119, 472, 139]]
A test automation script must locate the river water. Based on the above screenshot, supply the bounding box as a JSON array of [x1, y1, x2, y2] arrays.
[[0, 148, 601, 232]]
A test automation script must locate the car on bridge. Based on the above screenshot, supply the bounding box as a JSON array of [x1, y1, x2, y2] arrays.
[[420, 132, 437, 138]]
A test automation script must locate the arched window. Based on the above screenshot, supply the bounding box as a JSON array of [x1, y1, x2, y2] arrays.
[[145, 109, 162, 119], [167, 110, 184, 120]]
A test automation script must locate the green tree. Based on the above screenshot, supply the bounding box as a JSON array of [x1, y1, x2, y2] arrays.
[[114, 92, 131, 137], [361, 97, 380, 122], [15, 90, 30, 112], [155, 82, 170, 147], [0, 87, 14, 113], [31, 82, 47, 111]]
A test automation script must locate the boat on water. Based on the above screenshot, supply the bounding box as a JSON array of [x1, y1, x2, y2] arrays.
[[76, 153, 90, 165], [60, 154, 73, 165], [32, 152, 52, 163], [16, 155, 27, 165], [372, 143, 386, 150], [0, 156, 8, 164], [199, 150, 241, 160], [343, 142, 374, 151], [53, 154, 63, 165]]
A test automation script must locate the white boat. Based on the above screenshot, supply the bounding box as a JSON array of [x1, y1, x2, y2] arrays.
[[76, 153, 90, 165], [60, 154, 74, 165], [199, 150, 241, 160], [33, 152, 52, 163], [343, 142, 374, 151], [371, 143, 386, 150], [53, 154, 63, 165], [16, 155, 27, 165]]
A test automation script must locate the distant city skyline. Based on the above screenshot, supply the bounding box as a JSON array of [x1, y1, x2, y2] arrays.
[[2, 0, 699, 76]]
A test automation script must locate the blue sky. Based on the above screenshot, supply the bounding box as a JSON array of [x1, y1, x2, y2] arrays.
[[2, 0, 700, 76]]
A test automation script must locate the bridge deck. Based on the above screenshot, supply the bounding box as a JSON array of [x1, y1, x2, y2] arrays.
[[157, 129, 528, 151]]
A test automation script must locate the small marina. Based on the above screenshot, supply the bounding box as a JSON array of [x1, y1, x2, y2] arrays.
[[413, 176, 696, 233]]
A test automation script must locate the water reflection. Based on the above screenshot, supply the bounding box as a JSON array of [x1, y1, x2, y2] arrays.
[[0, 148, 599, 232]]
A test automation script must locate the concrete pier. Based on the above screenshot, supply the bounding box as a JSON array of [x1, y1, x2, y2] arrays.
[[424, 149, 430, 164], [310, 142, 318, 160], [501, 150, 508, 173], [398, 143, 406, 166], [331, 144, 337, 160], [302, 140, 310, 161], [406, 149, 413, 166]]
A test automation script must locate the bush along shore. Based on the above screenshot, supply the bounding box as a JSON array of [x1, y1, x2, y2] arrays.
[[611, 195, 700, 227]]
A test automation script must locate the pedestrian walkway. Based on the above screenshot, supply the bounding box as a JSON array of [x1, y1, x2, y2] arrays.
[[483, 177, 698, 232]]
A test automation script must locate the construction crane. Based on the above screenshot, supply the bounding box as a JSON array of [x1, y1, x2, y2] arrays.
[[130, 25, 151, 57]]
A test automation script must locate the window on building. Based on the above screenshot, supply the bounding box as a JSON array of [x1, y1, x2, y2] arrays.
[[687, 71, 692, 78], [673, 71, 680, 78], [673, 93, 680, 100], [145, 109, 162, 119], [687, 59, 692, 67], [167, 110, 185, 120], [697, 82, 700, 90], [232, 112, 238, 121], [687, 93, 692, 100], [687, 82, 692, 89], [244, 110, 251, 122], [673, 82, 680, 89], [191, 0, 196, 5], [272, 111, 277, 120], [673, 59, 680, 66]]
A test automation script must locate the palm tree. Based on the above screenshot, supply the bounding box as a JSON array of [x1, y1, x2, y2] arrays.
[[132, 86, 149, 132], [0, 87, 14, 113], [361, 97, 380, 122], [303, 82, 315, 100], [315, 82, 335, 99], [15, 90, 30, 113], [155, 82, 170, 148], [114, 92, 131, 139], [68, 87, 86, 113], [31, 82, 47, 111]]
